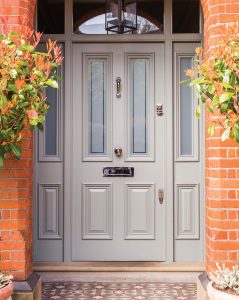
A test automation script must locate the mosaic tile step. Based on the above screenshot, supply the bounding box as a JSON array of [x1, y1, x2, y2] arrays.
[[42, 282, 197, 299]]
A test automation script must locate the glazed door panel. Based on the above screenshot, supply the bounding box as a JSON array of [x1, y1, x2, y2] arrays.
[[72, 43, 166, 261]]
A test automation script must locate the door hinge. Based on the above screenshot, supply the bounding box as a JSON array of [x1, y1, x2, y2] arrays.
[[158, 189, 164, 204], [156, 104, 163, 116]]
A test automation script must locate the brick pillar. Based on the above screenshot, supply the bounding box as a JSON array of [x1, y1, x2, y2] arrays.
[[0, 0, 36, 281], [200, 0, 239, 276]]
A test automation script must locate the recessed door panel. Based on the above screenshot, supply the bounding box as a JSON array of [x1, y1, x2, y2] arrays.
[[82, 184, 113, 240], [72, 43, 165, 261], [125, 184, 155, 240]]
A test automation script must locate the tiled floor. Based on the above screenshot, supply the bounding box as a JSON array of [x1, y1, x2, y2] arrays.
[[42, 282, 197, 299]]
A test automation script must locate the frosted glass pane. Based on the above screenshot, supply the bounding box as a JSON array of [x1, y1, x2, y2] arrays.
[[45, 88, 57, 156], [180, 57, 193, 156], [88, 59, 107, 154], [130, 59, 149, 154]]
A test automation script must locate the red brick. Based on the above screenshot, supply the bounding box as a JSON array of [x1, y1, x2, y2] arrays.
[[0, 0, 35, 281]]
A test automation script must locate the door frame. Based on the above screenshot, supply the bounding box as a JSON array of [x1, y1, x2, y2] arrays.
[[35, 0, 204, 263]]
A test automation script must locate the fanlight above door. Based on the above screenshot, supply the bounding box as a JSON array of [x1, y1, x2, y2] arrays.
[[77, 14, 162, 34]]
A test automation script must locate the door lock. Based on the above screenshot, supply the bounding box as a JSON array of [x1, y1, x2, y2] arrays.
[[156, 104, 163, 116], [158, 189, 164, 204]]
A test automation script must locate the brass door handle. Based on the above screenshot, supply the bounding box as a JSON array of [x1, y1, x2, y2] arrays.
[[114, 147, 123, 157], [158, 189, 164, 204]]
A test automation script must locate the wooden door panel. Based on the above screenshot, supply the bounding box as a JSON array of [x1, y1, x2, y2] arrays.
[[72, 43, 166, 261]]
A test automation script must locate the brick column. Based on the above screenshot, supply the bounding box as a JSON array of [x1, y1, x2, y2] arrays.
[[200, 0, 239, 276], [0, 0, 36, 281]]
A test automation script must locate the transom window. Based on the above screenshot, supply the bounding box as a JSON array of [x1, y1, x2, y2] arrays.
[[37, 0, 201, 35]]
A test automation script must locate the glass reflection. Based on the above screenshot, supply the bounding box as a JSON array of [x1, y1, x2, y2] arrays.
[[77, 14, 161, 34]]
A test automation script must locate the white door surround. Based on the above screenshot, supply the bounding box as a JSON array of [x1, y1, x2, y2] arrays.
[[33, 0, 204, 264]]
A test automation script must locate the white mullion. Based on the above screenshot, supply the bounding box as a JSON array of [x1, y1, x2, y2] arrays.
[[65, 0, 73, 39], [164, 0, 172, 35], [165, 38, 174, 262]]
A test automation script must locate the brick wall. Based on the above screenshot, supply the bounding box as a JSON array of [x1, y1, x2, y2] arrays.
[[200, 0, 239, 276], [0, 0, 36, 281]]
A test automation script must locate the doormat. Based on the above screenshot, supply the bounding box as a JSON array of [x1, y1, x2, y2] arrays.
[[42, 282, 197, 299]]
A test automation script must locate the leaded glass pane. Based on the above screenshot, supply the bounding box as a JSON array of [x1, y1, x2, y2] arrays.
[[88, 59, 107, 155], [180, 57, 193, 156], [129, 58, 149, 155], [45, 88, 58, 156]]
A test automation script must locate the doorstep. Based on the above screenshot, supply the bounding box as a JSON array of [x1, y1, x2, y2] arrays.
[[33, 261, 205, 272], [37, 271, 201, 284]]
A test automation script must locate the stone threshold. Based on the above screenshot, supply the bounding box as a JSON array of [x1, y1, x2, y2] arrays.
[[37, 270, 201, 284], [33, 261, 204, 272]]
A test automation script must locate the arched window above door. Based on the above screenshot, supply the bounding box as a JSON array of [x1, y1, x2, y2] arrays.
[[76, 13, 162, 34], [73, 0, 164, 34], [37, 0, 201, 35]]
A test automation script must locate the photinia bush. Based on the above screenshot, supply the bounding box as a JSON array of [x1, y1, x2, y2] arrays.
[[185, 22, 239, 143], [0, 21, 63, 167]]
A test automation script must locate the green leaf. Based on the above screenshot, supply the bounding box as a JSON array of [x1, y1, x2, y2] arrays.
[[8, 84, 17, 93], [29, 120, 38, 126], [45, 79, 58, 88], [213, 95, 219, 104], [221, 82, 233, 89], [34, 51, 50, 57], [206, 105, 214, 113], [34, 70, 44, 78], [16, 50, 23, 56], [18, 61, 28, 67], [189, 77, 203, 86], [208, 85, 215, 94], [19, 44, 35, 52], [221, 128, 231, 142], [0, 95, 8, 107], [9, 32, 19, 37], [196, 105, 201, 118], [219, 92, 234, 103], [10, 69, 18, 79], [10, 144, 21, 159], [0, 156, 3, 169], [208, 124, 215, 136], [234, 127, 239, 143], [179, 79, 189, 85]]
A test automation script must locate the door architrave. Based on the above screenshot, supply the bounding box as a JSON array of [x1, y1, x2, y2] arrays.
[[34, 0, 204, 264]]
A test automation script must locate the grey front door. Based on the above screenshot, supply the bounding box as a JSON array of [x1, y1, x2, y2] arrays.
[[71, 43, 166, 261]]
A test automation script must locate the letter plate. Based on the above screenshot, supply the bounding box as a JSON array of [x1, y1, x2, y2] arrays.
[[103, 167, 134, 177]]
